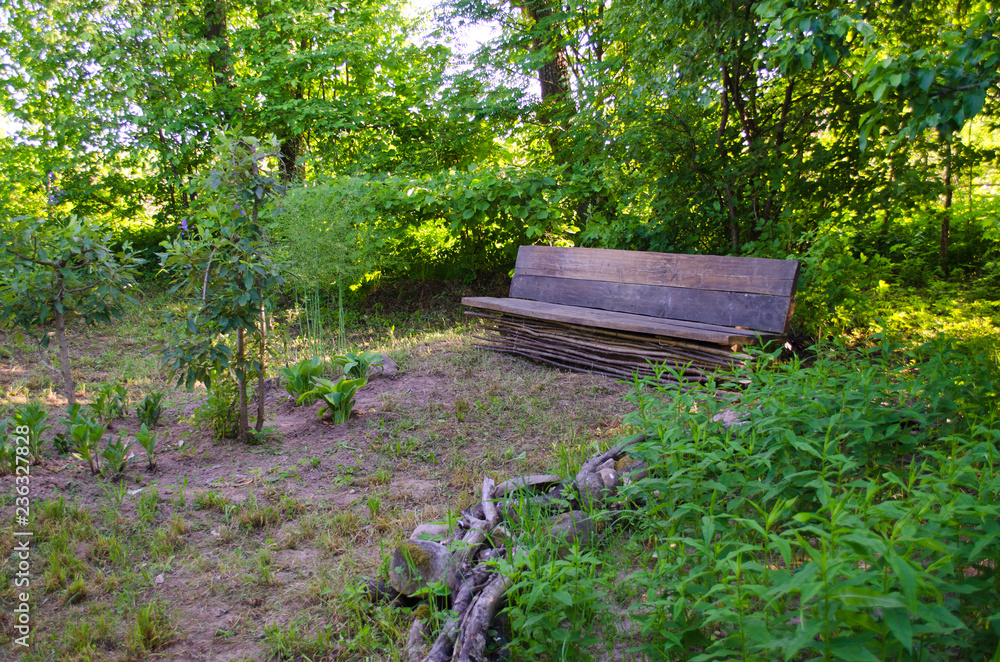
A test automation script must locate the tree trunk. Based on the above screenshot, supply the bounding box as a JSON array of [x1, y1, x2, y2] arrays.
[[524, 0, 575, 163], [940, 138, 952, 276], [255, 305, 267, 433], [280, 132, 301, 183], [204, 0, 234, 119], [237, 328, 249, 442], [54, 308, 76, 406]]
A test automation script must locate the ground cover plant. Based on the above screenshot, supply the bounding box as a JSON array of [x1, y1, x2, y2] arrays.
[[0, 284, 636, 660], [4, 0, 1000, 655], [490, 326, 1000, 661], [0, 275, 995, 661]]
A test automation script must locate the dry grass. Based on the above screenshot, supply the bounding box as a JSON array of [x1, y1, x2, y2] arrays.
[[0, 288, 636, 661]]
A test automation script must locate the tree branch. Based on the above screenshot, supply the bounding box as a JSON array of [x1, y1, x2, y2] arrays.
[[4, 248, 61, 269], [203, 247, 218, 302], [36, 342, 59, 375]]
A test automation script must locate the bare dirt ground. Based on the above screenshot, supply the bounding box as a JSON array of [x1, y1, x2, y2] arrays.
[[1, 314, 636, 661]]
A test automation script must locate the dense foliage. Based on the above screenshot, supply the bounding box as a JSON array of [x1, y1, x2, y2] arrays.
[[500, 336, 1000, 660], [2, 0, 997, 331], [0, 216, 142, 404]]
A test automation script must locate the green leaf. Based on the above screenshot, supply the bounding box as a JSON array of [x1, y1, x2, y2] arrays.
[[883, 607, 913, 652]]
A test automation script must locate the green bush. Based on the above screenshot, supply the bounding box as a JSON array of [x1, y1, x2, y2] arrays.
[[615, 335, 1000, 661], [299, 377, 366, 424], [281, 357, 326, 405], [191, 372, 239, 440], [137, 392, 165, 428], [333, 350, 383, 381], [111, 223, 174, 278]]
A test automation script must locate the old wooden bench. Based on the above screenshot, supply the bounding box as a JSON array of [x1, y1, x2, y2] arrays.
[[462, 246, 801, 384]]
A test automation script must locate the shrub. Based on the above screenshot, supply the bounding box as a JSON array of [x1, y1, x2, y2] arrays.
[[333, 350, 383, 381], [613, 335, 1000, 661], [136, 392, 165, 428], [0, 215, 142, 405], [281, 357, 326, 405], [299, 377, 366, 424]]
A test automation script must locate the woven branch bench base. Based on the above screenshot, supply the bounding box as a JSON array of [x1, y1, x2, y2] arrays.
[[467, 311, 753, 386]]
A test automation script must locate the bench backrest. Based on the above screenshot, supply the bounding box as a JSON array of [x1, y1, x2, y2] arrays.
[[509, 246, 801, 334]]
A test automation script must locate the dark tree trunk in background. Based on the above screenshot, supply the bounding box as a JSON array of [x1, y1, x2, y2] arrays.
[[524, 0, 575, 163], [204, 0, 234, 119], [941, 138, 952, 275]]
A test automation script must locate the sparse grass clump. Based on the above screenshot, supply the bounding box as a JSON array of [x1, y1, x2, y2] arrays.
[[130, 601, 174, 652], [238, 495, 281, 530]]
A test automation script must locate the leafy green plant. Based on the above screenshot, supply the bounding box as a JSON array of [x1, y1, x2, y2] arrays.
[[610, 334, 1000, 662], [54, 403, 92, 454], [111, 383, 129, 417], [89, 381, 129, 422], [189, 371, 239, 440], [158, 131, 285, 443], [333, 350, 384, 381], [136, 392, 165, 428], [136, 424, 157, 472], [0, 418, 17, 475], [281, 357, 326, 405], [0, 216, 142, 405], [502, 547, 610, 660], [70, 420, 108, 475], [12, 401, 51, 465], [101, 435, 132, 477], [89, 389, 111, 423], [298, 377, 366, 423]]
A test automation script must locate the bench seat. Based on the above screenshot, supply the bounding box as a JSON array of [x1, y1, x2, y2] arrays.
[[461, 297, 780, 347], [462, 246, 800, 384]]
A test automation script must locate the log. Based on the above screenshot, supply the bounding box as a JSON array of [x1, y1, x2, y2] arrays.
[[423, 565, 493, 662], [481, 477, 498, 529], [492, 474, 562, 500], [575, 434, 646, 505], [466, 309, 754, 385], [448, 525, 487, 594], [407, 619, 431, 662], [400, 433, 656, 662], [454, 572, 512, 662]]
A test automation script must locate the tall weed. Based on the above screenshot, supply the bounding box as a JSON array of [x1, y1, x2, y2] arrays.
[[618, 336, 1000, 661]]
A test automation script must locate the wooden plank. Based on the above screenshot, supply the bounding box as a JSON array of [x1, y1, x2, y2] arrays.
[[510, 274, 793, 333], [461, 297, 779, 346], [514, 246, 800, 297]]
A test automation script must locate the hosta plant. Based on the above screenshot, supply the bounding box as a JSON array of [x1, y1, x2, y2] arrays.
[[299, 377, 366, 424], [333, 350, 384, 381], [281, 357, 326, 405], [12, 401, 51, 465], [101, 435, 132, 477], [71, 420, 108, 475], [54, 403, 93, 454], [137, 423, 158, 472], [0, 418, 16, 475], [137, 392, 165, 428], [90, 381, 129, 422]]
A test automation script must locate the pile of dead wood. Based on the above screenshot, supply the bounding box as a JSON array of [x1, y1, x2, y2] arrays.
[[468, 311, 749, 385], [369, 434, 649, 662]]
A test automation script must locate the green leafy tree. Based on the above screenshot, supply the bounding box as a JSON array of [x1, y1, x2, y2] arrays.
[[0, 216, 142, 405], [159, 132, 285, 442]]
